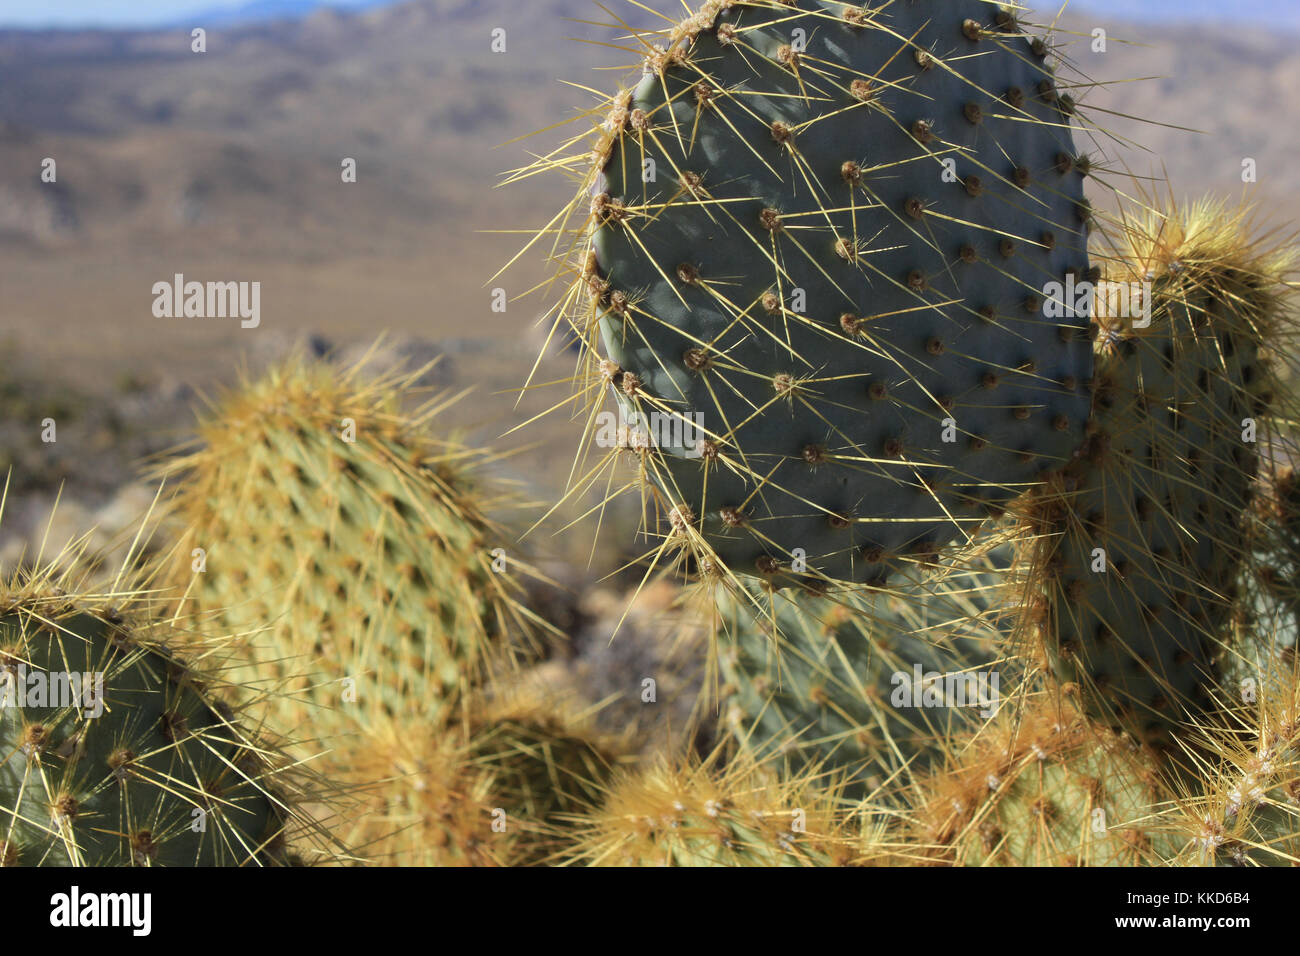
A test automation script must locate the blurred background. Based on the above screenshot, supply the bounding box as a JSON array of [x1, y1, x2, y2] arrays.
[[0, 0, 1296, 571]]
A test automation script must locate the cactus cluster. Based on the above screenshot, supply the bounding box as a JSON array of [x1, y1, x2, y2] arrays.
[[498, 0, 1300, 867], [9, 0, 1300, 870]]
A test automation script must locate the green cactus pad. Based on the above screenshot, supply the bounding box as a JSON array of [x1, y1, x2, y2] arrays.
[[904, 700, 1173, 866], [1021, 206, 1287, 749], [714, 548, 1009, 785], [0, 588, 305, 866], [581, 0, 1093, 584], [156, 354, 542, 730]]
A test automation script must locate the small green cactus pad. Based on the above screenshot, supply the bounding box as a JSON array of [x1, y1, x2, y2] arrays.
[[560, 751, 878, 866], [0, 586, 305, 866], [156, 353, 542, 729], [902, 699, 1172, 866], [713, 548, 1009, 785], [464, 684, 628, 865], [574, 0, 1094, 585], [1019, 203, 1292, 749]]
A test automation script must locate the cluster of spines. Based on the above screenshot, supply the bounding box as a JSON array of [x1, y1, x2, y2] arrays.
[[1158, 661, 1300, 866], [556, 747, 886, 867]]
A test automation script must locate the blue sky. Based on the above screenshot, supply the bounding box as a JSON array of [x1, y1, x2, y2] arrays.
[[0, 0, 384, 29], [0, 0, 1296, 29]]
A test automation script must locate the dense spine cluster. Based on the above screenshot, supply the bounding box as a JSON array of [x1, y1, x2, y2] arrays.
[[559, 750, 882, 867]]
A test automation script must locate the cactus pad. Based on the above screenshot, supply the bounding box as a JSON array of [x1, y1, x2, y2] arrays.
[[546, 0, 1096, 586], [0, 580, 315, 866]]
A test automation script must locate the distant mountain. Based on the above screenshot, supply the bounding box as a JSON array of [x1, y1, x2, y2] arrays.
[[178, 0, 393, 28], [0, 0, 1294, 261], [1071, 0, 1300, 29]]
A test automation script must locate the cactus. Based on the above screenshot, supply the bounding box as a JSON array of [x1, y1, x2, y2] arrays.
[[525, 0, 1096, 588], [333, 683, 625, 867], [1015, 202, 1295, 749], [898, 696, 1173, 866], [1162, 662, 1300, 866], [1233, 466, 1300, 681], [155, 351, 545, 732], [559, 748, 884, 866], [0, 566, 332, 866], [710, 545, 1010, 787]]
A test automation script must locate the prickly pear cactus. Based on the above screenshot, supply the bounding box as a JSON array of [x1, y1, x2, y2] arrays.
[[156, 354, 541, 730], [465, 682, 628, 865], [0, 580, 311, 867], [565, 0, 1094, 586], [561, 751, 879, 866], [333, 691, 623, 867], [1018, 204, 1291, 749], [713, 547, 1009, 785], [902, 699, 1173, 866]]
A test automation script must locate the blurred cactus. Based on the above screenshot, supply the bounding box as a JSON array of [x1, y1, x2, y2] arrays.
[[333, 680, 626, 867], [558, 748, 887, 867], [896, 696, 1175, 866], [154, 350, 547, 733]]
